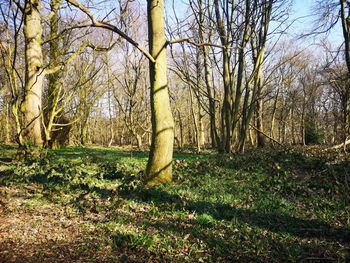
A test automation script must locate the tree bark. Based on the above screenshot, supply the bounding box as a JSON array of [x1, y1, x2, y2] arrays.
[[20, 0, 44, 156], [145, 0, 174, 187], [44, 0, 61, 148], [270, 82, 280, 139], [189, 86, 201, 153], [199, 3, 219, 148], [256, 99, 265, 147], [5, 98, 10, 144]]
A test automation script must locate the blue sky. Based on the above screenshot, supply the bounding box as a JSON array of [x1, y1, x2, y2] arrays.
[[291, 0, 343, 47], [293, 0, 314, 17]]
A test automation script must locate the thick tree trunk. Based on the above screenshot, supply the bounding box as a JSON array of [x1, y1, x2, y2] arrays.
[[20, 0, 44, 156], [145, 0, 174, 187]]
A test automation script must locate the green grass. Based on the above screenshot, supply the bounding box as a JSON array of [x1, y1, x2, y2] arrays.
[[0, 145, 349, 262]]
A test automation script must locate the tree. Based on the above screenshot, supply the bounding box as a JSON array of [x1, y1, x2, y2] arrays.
[[0, 1, 23, 145], [66, 0, 174, 186], [19, 0, 44, 157], [315, 0, 350, 144], [144, 0, 174, 186]]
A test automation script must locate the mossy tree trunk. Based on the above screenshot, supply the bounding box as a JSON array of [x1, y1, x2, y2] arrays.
[[20, 0, 44, 157], [145, 0, 174, 187]]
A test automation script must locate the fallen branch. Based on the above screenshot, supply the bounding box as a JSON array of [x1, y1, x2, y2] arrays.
[[249, 124, 284, 146], [330, 137, 350, 150]]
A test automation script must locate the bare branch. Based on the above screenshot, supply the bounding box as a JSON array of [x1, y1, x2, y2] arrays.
[[65, 0, 156, 63]]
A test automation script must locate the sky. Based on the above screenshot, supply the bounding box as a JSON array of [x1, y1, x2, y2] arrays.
[[291, 0, 343, 49], [89, 0, 343, 48]]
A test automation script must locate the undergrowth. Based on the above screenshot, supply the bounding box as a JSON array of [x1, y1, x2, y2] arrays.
[[0, 145, 349, 262]]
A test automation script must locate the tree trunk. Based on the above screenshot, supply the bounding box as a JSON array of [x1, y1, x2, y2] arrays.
[[80, 119, 88, 145], [256, 99, 265, 147], [107, 67, 114, 147], [145, 0, 174, 187], [136, 134, 142, 149], [199, 113, 205, 146], [203, 45, 219, 149], [177, 109, 184, 148], [301, 92, 306, 145], [20, 0, 44, 157], [213, 0, 232, 153], [291, 103, 296, 144], [44, 0, 62, 148], [5, 98, 10, 144], [189, 87, 201, 153], [270, 84, 280, 139]]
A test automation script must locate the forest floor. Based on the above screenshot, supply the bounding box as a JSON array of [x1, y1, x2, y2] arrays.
[[0, 145, 349, 262]]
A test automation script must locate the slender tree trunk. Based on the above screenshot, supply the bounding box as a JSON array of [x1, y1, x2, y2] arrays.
[[108, 94, 114, 147], [232, 0, 250, 149], [4, 98, 10, 144], [135, 133, 142, 149], [270, 85, 280, 139], [20, 0, 44, 157], [177, 109, 184, 148], [107, 63, 114, 147], [44, 0, 61, 148], [291, 102, 296, 144], [249, 127, 255, 146], [256, 99, 265, 147], [199, 113, 205, 146], [221, 50, 231, 152], [120, 126, 125, 145], [214, 0, 232, 153], [197, 0, 219, 149], [239, 82, 251, 153], [203, 47, 219, 149], [145, 0, 174, 187], [282, 116, 287, 144], [301, 99, 306, 145], [189, 87, 201, 153]]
